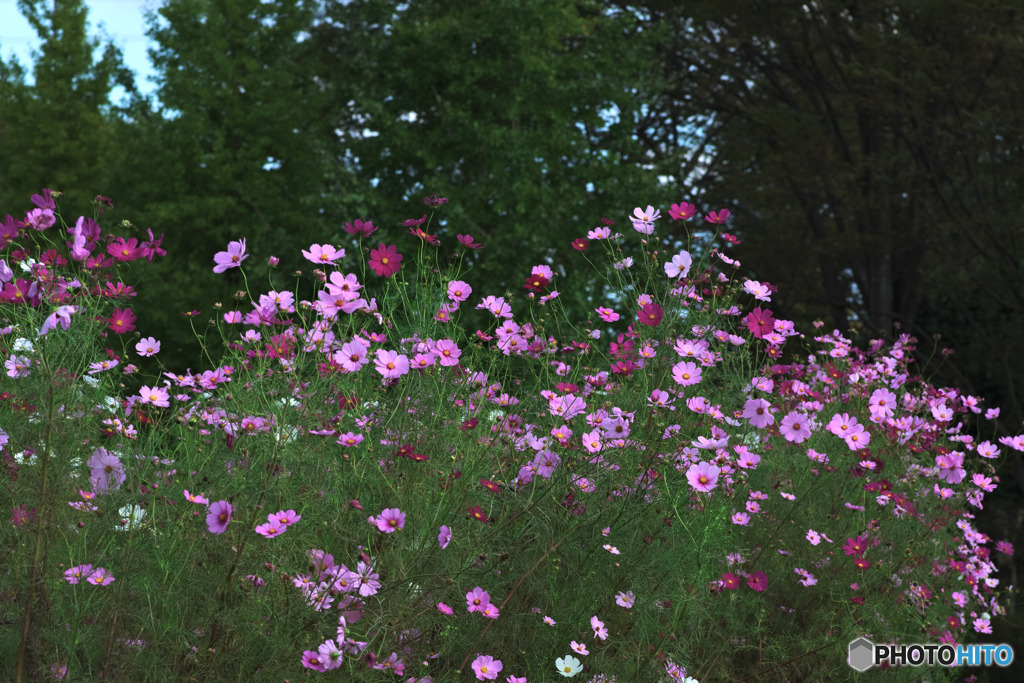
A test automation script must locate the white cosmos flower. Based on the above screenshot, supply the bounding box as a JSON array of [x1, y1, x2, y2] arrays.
[[115, 505, 147, 531], [555, 655, 583, 677]]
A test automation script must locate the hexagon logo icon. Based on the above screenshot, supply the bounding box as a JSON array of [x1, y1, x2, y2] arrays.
[[848, 637, 874, 672]]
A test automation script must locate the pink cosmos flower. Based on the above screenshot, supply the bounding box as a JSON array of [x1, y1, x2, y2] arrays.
[[447, 280, 472, 303], [742, 398, 774, 428], [373, 508, 405, 533], [732, 512, 750, 526], [976, 441, 1000, 459], [437, 602, 453, 615], [139, 385, 170, 408], [672, 361, 702, 387], [302, 243, 344, 265], [316, 638, 344, 670], [213, 238, 248, 273], [5, 355, 31, 378], [374, 349, 409, 379], [255, 522, 286, 538], [271, 509, 300, 526], [844, 430, 870, 450], [479, 603, 500, 619], [87, 449, 125, 494], [615, 590, 635, 608], [591, 615, 608, 640], [39, 305, 76, 336], [438, 525, 452, 549], [184, 490, 209, 505], [64, 564, 94, 584], [335, 340, 369, 372], [571, 640, 589, 655], [86, 567, 116, 586], [302, 650, 327, 672], [477, 295, 513, 319], [686, 461, 721, 493], [355, 561, 381, 597], [433, 339, 462, 366], [206, 500, 232, 534], [664, 252, 692, 279], [135, 337, 161, 357], [368, 243, 402, 277], [471, 655, 502, 680], [595, 307, 620, 322], [780, 411, 812, 443], [795, 568, 817, 587], [466, 587, 490, 613], [337, 431, 364, 447]]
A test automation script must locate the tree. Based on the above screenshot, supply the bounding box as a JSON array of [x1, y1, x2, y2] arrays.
[[106, 0, 333, 368], [309, 0, 671, 324], [0, 0, 133, 212], [624, 0, 1024, 434]]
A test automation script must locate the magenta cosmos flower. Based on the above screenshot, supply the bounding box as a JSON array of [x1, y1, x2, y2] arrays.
[[206, 500, 233, 534], [368, 243, 402, 277], [373, 508, 405, 533], [471, 654, 502, 680], [107, 307, 136, 334], [745, 307, 775, 338], [213, 238, 248, 273], [747, 571, 768, 592], [686, 461, 721, 493]]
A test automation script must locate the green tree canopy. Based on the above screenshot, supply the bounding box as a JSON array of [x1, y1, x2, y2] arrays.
[[0, 0, 133, 212]]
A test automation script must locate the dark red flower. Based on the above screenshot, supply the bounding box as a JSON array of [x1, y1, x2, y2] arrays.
[[467, 506, 489, 523], [637, 302, 663, 327], [524, 274, 549, 292], [571, 238, 589, 251]]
